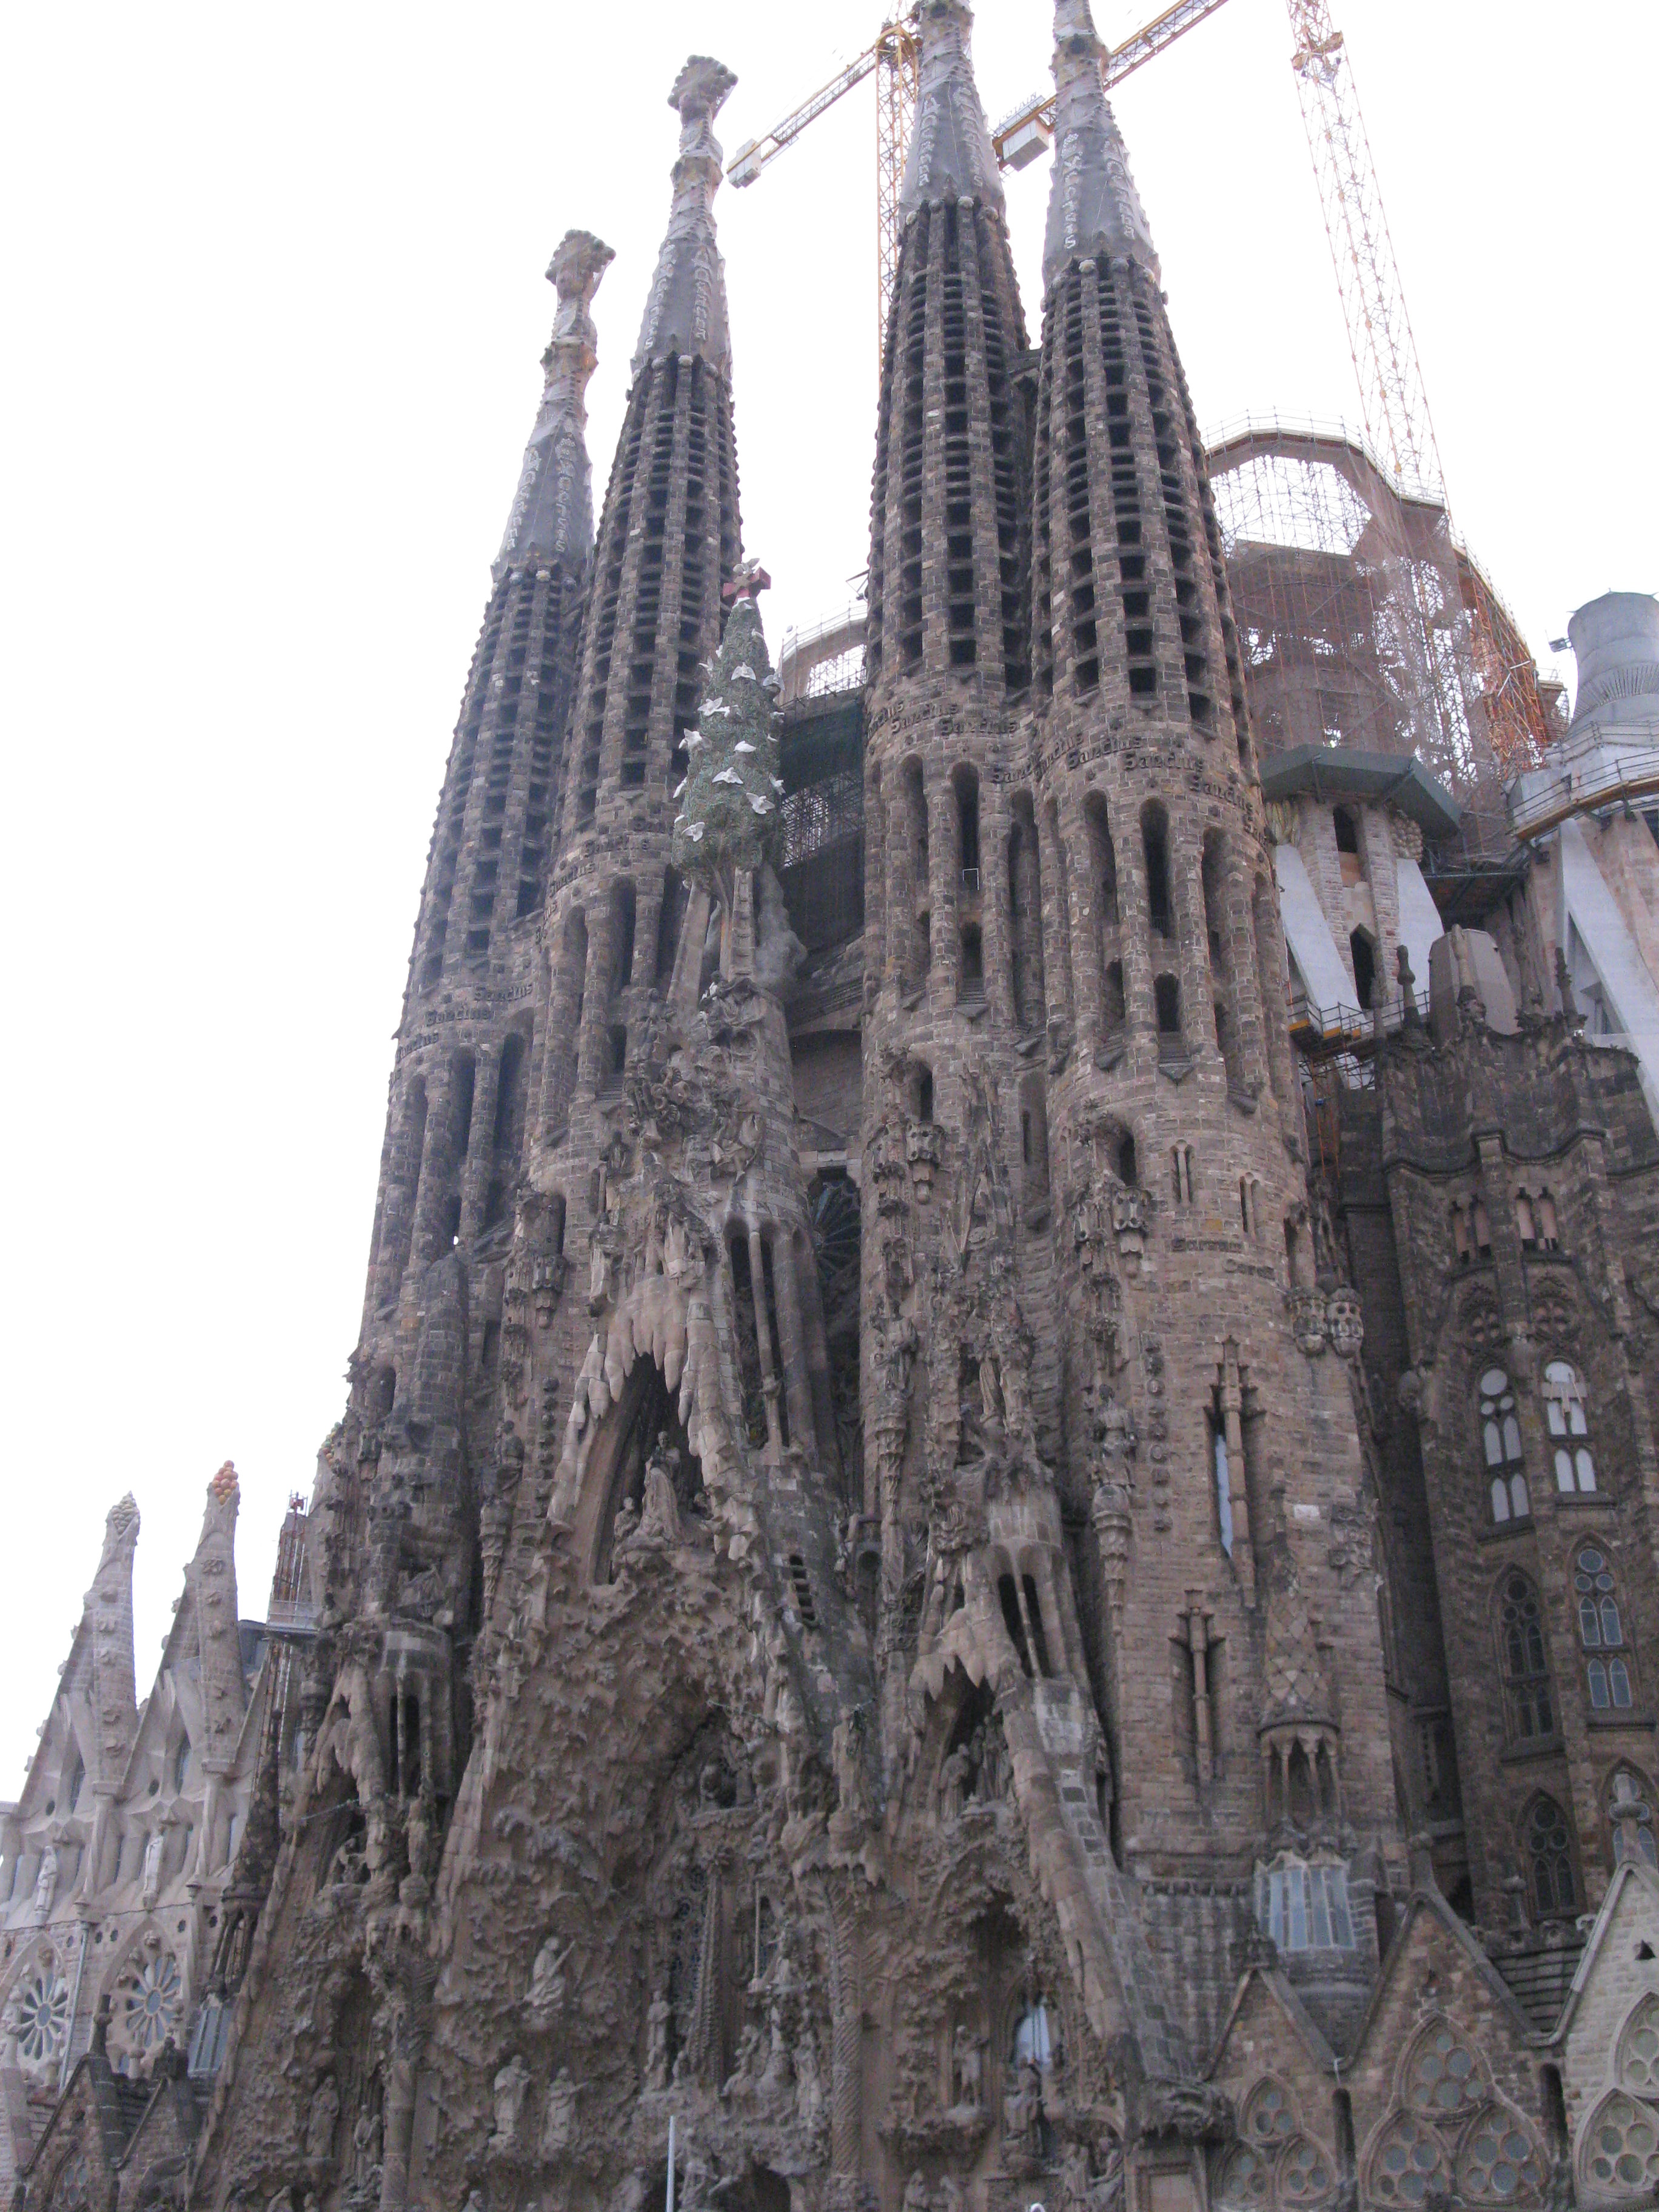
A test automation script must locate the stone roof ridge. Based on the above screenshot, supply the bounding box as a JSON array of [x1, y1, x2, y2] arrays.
[[898, 0, 1004, 226], [495, 228, 615, 578], [631, 56, 737, 381], [1042, 0, 1159, 293]]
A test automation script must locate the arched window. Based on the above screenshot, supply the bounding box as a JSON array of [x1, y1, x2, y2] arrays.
[[1480, 1370, 1528, 1522], [1526, 1794, 1577, 1917], [1576, 1547, 1633, 1709], [1010, 2002, 1053, 2068], [173, 1734, 191, 1794], [1515, 1188, 1537, 1247], [1537, 1188, 1560, 1250], [1499, 1575, 1553, 1740], [1452, 1203, 1470, 1265], [1543, 1361, 1597, 1494]]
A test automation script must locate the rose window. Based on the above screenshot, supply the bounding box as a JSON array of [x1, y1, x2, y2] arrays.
[[1213, 2146, 1269, 2210], [118, 1952, 184, 2054], [1457, 2108, 1544, 2204], [1369, 2114, 1450, 2207], [13, 1971, 70, 2067], [1620, 1998, 1659, 2095], [1406, 2024, 1481, 2117], [1278, 2137, 1334, 2204], [1583, 2092, 1659, 2196]]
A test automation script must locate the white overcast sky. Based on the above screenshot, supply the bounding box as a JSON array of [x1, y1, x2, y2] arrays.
[[1, 0, 1653, 1795]]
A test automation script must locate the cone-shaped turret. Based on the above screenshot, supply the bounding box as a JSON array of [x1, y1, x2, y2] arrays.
[[87, 1493, 140, 1788], [866, 0, 1028, 692], [189, 1461, 247, 1773], [632, 58, 737, 380], [543, 57, 743, 1125], [495, 230, 614, 578], [896, 0, 1002, 224], [1042, 0, 1158, 291]]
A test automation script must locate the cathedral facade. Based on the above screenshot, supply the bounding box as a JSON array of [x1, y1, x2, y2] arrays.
[[10, 5, 1659, 2211]]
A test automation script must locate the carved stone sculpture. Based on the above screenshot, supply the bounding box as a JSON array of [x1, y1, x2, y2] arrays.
[[950, 2023, 982, 2111], [526, 1936, 574, 2020], [540, 2066, 578, 2157], [489, 2053, 531, 2153], [304, 2075, 340, 2164], [644, 1990, 671, 2092]]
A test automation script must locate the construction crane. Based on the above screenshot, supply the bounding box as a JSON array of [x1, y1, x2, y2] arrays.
[[733, 0, 1550, 771], [728, 14, 920, 373]]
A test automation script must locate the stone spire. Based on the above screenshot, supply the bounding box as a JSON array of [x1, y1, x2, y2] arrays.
[[898, 0, 1003, 223], [632, 56, 737, 380], [495, 229, 614, 578], [189, 1462, 247, 1772], [1043, 0, 1159, 290], [87, 1494, 140, 1788]]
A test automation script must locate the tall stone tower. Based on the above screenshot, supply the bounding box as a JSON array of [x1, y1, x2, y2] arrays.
[[42, 17, 1659, 2212]]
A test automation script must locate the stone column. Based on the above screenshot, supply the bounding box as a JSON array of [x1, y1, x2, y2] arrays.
[[458, 1047, 501, 1242], [748, 1225, 784, 1458]]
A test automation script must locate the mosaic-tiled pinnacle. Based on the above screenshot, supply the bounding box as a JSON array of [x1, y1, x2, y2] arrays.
[[495, 229, 614, 576], [672, 566, 782, 901], [897, 0, 1003, 224], [632, 56, 737, 380], [1042, 0, 1159, 291]]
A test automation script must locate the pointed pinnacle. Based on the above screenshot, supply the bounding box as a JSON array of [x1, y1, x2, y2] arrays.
[[632, 55, 737, 380], [1043, 0, 1160, 292], [898, 0, 1002, 227]]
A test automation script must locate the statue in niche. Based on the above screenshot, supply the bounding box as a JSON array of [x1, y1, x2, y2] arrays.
[[678, 2133, 717, 2212], [979, 1712, 1010, 1800], [628, 1433, 683, 1550], [644, 1990, 671, 2092], [527, 1937, 575, 2020], [540, 2068, 578, 2158], [1093, 2129, 1125, 2212], [352, 2102, 383, 2183], [903, 2173, 932, 2212], [304, 2075, 339, 2163], [950, 2023, 983, 2111], [938, 1741, 974, 1823], [722, 2021, 765, 2108], [795, 2022, 825, 2133], [1003, 2052, 1044, 2158], [32, 1845, 58, 1919], [141, 1828, 166, 1908], [489, 2053, 531, 2152], [1060, 2140, 1091, 2212]]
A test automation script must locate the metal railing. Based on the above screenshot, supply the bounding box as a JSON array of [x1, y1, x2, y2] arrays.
[[1508, 719, 1659, 839]]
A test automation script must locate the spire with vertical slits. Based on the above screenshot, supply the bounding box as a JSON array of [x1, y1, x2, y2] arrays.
[[897, 0, 1003, 224], [866, 0, 1028, 691], [632, 56, 737, 380], [495, 230, 614, 578], [1043, 0, 1159, 293]]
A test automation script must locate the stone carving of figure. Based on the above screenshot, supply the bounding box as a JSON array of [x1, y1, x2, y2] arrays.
[[1059, 2140, 1091, 2212], [938, 1744, 974, 1823], [352, 2102, 383, 2182], [304, 2075, 340, 2163], [678, 2133, 715, 2212], [978, 1714, 1010, 1804], [794, 2022, 825, 2133], [526, 1937, 574, 2019], [140, 1828, 166, 1908], [1003, 2054, 1044, 2154], [902, 2171, 933, 2212], [951, 2024, 982, 2111], [722, 2020, 765, 2107], [630, 1433, 683, 1550], [1092, 2130, 1125, 2212], [539, 2067, 578, 2158], [489, 2053, 531, 2151], [940, 2180, 964, 2212], [644, 1990, 671, 2092], [32, 1845, 58, 1919]]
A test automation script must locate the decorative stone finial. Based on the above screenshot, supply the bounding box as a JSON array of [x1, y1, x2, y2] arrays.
[[631, 57, 737, 379], [209, 1460, 239, 1501], [1043, 0, 1159, 292], [495, 227, 614, 576], [897, 0, 1003, 226]]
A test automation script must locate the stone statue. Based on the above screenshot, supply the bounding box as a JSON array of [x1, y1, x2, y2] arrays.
[[526, 1937, 574, 2019], [304, 2074, 340, 2163], [722, 2020, 764, 2106], [1003, 2053, 1044, 2154], [630, 1433, 683, 1550], [352, 2103, 382, 2182], [489, 2053, 531, 2151], [794, 2022, 825, 2133], [32, 1845, 58, 1919], [540, 2067, 578, 2157], [1093, 2131, 1126, 2212], [644, 1989, 671, 2091], [950, 2023, 982, 2111], [1060, 2140, 1091, 2212], [938, 1744, 973, 1823], [902, 2173, 932, 2212]]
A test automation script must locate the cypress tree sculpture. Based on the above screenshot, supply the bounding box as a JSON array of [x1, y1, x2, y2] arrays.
[[671, 563, 785, 967]]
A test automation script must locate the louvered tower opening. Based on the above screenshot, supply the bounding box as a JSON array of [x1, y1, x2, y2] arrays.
[[1061, 276, 1096, 694], [622, 359, 680, 789], [941, 206, 975, 667], [1032, 297, 1055, 697], [1097, 266, 1155, 700], [575, 383, 649, 826], [896, 207, 930, 672], [1132, 278, 1213, 731], [976, 212, 1028, 691]]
